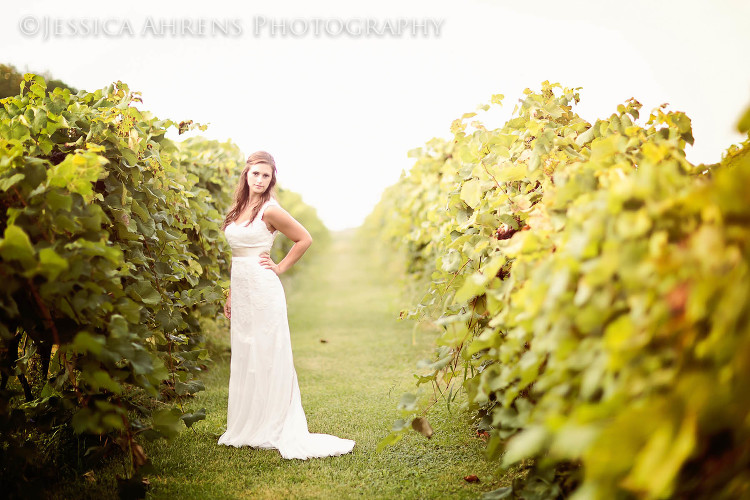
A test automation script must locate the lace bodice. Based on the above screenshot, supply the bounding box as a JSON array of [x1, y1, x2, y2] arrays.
[[224, 199, 280, 253]]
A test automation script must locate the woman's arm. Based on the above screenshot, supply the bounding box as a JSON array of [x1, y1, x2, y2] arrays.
[[258, 205, 313, 275]]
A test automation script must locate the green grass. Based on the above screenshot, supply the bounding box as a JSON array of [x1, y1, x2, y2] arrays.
[[52, 231, 510, 499]]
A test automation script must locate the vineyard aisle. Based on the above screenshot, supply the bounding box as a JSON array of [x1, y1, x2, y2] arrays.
[[140, 230, 505, 499]]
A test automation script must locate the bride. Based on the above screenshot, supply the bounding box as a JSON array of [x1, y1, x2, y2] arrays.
[[218, 151, 355, 459]]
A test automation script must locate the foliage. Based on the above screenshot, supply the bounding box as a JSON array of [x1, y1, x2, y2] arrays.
[[0, 73, 216, 495], [0, 74, 326, 496], [365, 81, 750, 499], [0, 63, 78, 100]]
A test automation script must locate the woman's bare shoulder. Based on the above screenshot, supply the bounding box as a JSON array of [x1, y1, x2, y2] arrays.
[[263, 203, 289, 219]]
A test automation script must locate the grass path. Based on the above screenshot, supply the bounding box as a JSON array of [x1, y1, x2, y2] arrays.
[[141, 231, 504, 499]]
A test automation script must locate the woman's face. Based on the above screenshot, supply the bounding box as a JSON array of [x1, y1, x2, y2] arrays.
[[247, 163, 274, 195]]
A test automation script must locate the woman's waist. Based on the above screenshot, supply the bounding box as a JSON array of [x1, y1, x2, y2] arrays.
[[231, 246, 270, 258]]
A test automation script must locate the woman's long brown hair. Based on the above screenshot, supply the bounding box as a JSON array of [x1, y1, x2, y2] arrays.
[[221, 151, 278, 231]]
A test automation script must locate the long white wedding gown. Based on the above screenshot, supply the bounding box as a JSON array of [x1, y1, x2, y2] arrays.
[[218, 199, 355, 459]]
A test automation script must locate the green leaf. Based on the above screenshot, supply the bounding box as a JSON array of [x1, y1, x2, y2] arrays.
[[454, 271, 489, 304], [128, 280, 161, 305], [175, 379, 205, 395], [32, 108, 48, 134], [38, 247, 69, 280], [181, 408, 207, 428], [502, 426, 548, 467], [85, 370, 123, 394], [497, 164, 527, 182], [45, 188, 73, 211], [460, 179, 481, 209], [575, 125, 596, 147], [130, 198, 150, 222], [116, 298, 142, 324], [129, 348, 154, 375], [623, 414, 697, 497], [738, 105, 750, 134], [0, 224, 35, 265], [398, 393, 417, 411], [392, 418, 409, 431], [71, 408, 96, 434], [441, 249, 461, 273], [109, 314, 130, 338], [376, 431, 403, 452], [491, 94, 505, 106], [152, 407, 183, 440], [482, 487, 513, 500], [0, 173, 25, 192], [30, 82, 46, 98], [71, 331, 106, 355]]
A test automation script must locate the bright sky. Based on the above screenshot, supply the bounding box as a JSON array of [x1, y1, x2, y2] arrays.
[[4, 0, 750, 230]]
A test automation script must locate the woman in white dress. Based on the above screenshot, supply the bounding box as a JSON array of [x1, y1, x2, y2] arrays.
[[218, 151, 355, 459]]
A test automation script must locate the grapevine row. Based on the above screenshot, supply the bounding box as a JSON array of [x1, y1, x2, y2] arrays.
[[0, 74, 327, 494], [365, 81, 750, 499]]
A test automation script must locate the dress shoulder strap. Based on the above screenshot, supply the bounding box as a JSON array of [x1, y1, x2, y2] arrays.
[[257, 198, 280, 220]]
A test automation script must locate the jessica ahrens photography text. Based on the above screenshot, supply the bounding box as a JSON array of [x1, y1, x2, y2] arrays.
[[18, 16, 446, 41]]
